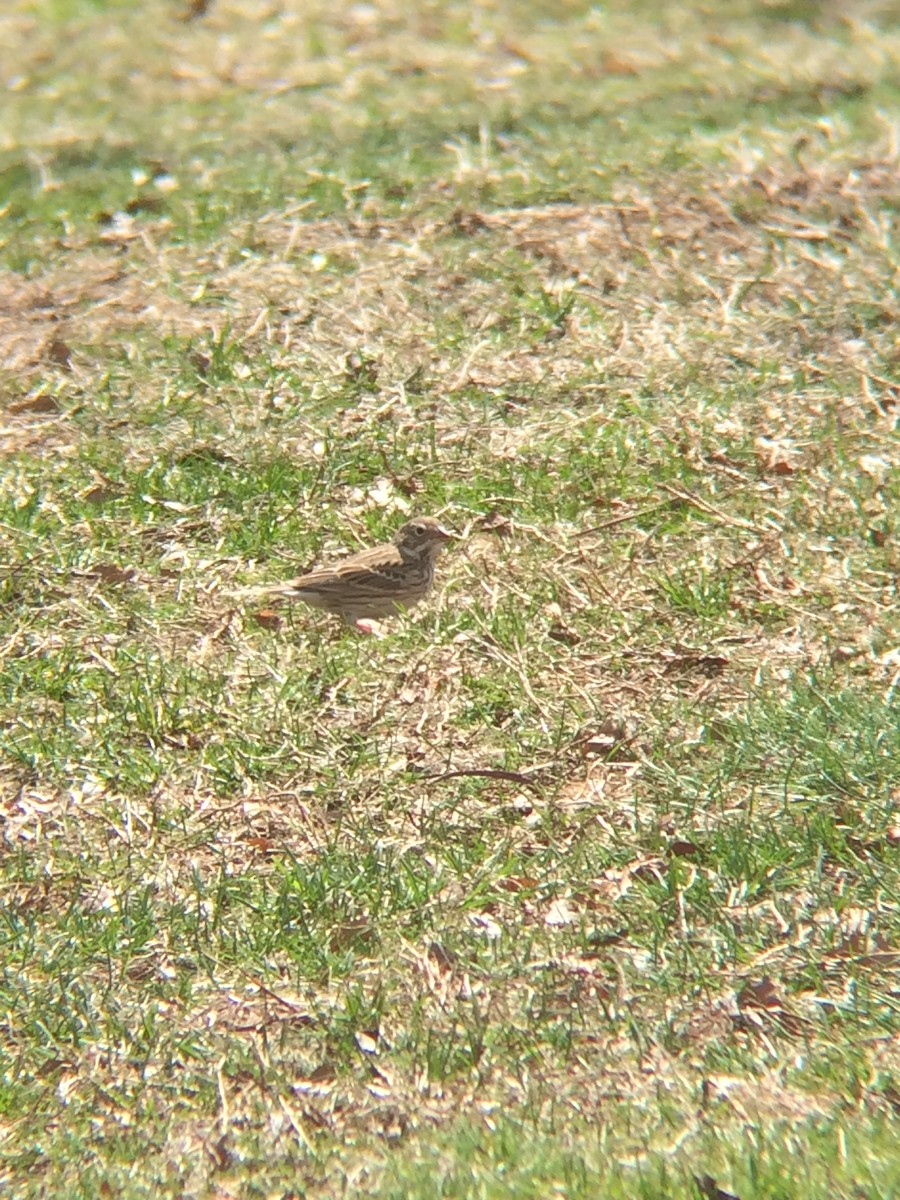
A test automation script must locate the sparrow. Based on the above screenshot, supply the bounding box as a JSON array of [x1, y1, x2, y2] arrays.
[[236, 515, 453, 626]]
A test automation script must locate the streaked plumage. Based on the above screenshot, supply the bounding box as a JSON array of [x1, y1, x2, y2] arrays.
[[240, 516, 452, 625]]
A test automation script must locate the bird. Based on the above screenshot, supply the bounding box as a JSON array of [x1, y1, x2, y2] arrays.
[[235, 515, 453, 627]]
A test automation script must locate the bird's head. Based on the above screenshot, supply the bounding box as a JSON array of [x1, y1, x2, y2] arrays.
[[394, 516, 453, 558]]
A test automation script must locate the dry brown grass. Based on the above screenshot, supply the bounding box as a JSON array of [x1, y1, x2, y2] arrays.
[[3, 1, 900, 1196]]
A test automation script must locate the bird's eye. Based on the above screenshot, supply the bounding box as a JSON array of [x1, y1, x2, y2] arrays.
[[413, 523, 426, 535]]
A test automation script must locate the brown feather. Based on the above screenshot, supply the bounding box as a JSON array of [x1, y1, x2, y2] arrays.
[[240, 516, 452, 624]]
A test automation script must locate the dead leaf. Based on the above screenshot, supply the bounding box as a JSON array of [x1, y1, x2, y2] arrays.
[[44, 338, 72, 369], [244, 836, 277, 856], [662, 649, 729, 676], [344, 350, 378, 384], [252, 609, 283, 630], [668, 839, 701, 858], [355, 1029, 379, 1055], [601, 51, 640, 76], [858, 454, 894, 483], [594, 857, 667, 900], [178, 0, 212, 21], [829, 644, 859, 665], [496, 875, 539, 894], [83, 485, 122, 504], [824, 930, 900, 969], [176, 446, 237, 466], [737, 977, 783, 1012], [581, 717, 634, 760], [629, 857, 668, 884], [694, 1175, 740, 1200], [469, 912, 502, 939], [548, 620, 580, 646], [330, 918, 375, 952], [161, 730, 203, 751], [307, 1063, 336, 1084], [545, 897, 578, 927], [8, 393, 59, 415], [736, 976, 806, 1035], [426, 941, 458, 971], [479, 509, 513, 535], [87, 564, 136, 586], [755, 436, 801, 476], [125, 195, 165, 216], [448, 208, 489, 235], [98, 213, 140, 243]]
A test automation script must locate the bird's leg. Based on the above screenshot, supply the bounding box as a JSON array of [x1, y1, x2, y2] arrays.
[[348, 617, 386, 638]]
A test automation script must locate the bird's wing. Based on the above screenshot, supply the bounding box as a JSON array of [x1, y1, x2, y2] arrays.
[[284, 545, 405, 594], [227, 545, 404, 599]]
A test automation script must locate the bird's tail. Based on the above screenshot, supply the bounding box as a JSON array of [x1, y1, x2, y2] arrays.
[[225, 582, 296, 601]]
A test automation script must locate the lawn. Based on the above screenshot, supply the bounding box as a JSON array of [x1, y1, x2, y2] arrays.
[[1, 0, 900, 1196]]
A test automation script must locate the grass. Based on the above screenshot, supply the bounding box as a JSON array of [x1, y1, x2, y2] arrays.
[[2, 0, 900, 1196]]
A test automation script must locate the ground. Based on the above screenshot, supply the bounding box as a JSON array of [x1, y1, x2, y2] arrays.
[[1, 1, 900, 1197]]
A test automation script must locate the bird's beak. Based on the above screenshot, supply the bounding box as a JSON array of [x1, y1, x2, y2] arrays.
[[435, 524, 454, 542]]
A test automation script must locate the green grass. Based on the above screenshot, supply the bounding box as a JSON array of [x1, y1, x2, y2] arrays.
[[4, 0, 900, 264], [2, 0, 900, 1196]]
